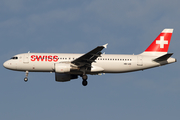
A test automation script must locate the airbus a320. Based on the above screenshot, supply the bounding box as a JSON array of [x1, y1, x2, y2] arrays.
[[3, 29, 176, 86]]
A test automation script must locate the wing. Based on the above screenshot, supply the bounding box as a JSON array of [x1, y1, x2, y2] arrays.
[[71, 44, 108, 67]]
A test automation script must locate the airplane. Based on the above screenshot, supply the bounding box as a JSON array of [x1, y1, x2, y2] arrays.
[[3, 29, 176, 86]]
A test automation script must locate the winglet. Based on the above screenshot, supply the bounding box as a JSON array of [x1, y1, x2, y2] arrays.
[[103, 43, 108, 48]]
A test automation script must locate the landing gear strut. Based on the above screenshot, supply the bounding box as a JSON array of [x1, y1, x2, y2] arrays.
[[82, 74, 88, 86], [24, 71, 29, 82]]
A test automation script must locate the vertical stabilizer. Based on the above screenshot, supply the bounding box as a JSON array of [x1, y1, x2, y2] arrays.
[[141, 29, 173, 56]]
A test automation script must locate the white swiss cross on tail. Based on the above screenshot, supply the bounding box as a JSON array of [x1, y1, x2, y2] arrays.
[[156, 36, 168, 48], [143, 28, 173, 55]]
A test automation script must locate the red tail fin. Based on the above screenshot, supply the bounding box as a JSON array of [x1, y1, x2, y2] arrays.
[[145, 29, 173, 52]]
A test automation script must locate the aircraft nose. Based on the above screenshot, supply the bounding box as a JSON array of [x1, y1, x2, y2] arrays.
[[3, 61, 8, 68], [3, 60, 17, 70]]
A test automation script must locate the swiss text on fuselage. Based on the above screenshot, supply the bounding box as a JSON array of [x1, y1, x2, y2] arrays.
[[31, 55, 58, 62]]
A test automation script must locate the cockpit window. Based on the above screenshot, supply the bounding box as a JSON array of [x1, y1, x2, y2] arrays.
[[11, 57, 18, 59]]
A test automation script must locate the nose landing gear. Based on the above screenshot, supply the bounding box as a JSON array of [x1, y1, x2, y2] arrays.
[[24, 71, 29, 82]]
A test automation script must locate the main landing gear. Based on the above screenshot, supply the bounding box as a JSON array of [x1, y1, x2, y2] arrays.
[[24, 71, 29, 82], [82, 74, 88, 86]]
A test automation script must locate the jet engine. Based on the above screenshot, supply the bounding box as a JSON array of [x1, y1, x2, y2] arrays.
[[55, 73, 78, 82], [55, 63, 71, 73]]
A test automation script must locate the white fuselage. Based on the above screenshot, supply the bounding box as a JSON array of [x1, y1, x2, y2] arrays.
[[3, 53, 176, 74]]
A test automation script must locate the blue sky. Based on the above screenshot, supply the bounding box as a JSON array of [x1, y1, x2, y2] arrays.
[[0, 0, 180, 120]]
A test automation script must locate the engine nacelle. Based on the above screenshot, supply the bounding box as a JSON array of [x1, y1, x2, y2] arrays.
[[55, 73, 78, 82], [55, 63, 71, 73]]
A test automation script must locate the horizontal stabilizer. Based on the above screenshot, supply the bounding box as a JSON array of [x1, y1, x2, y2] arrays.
[[153, 53, 173, 62]]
